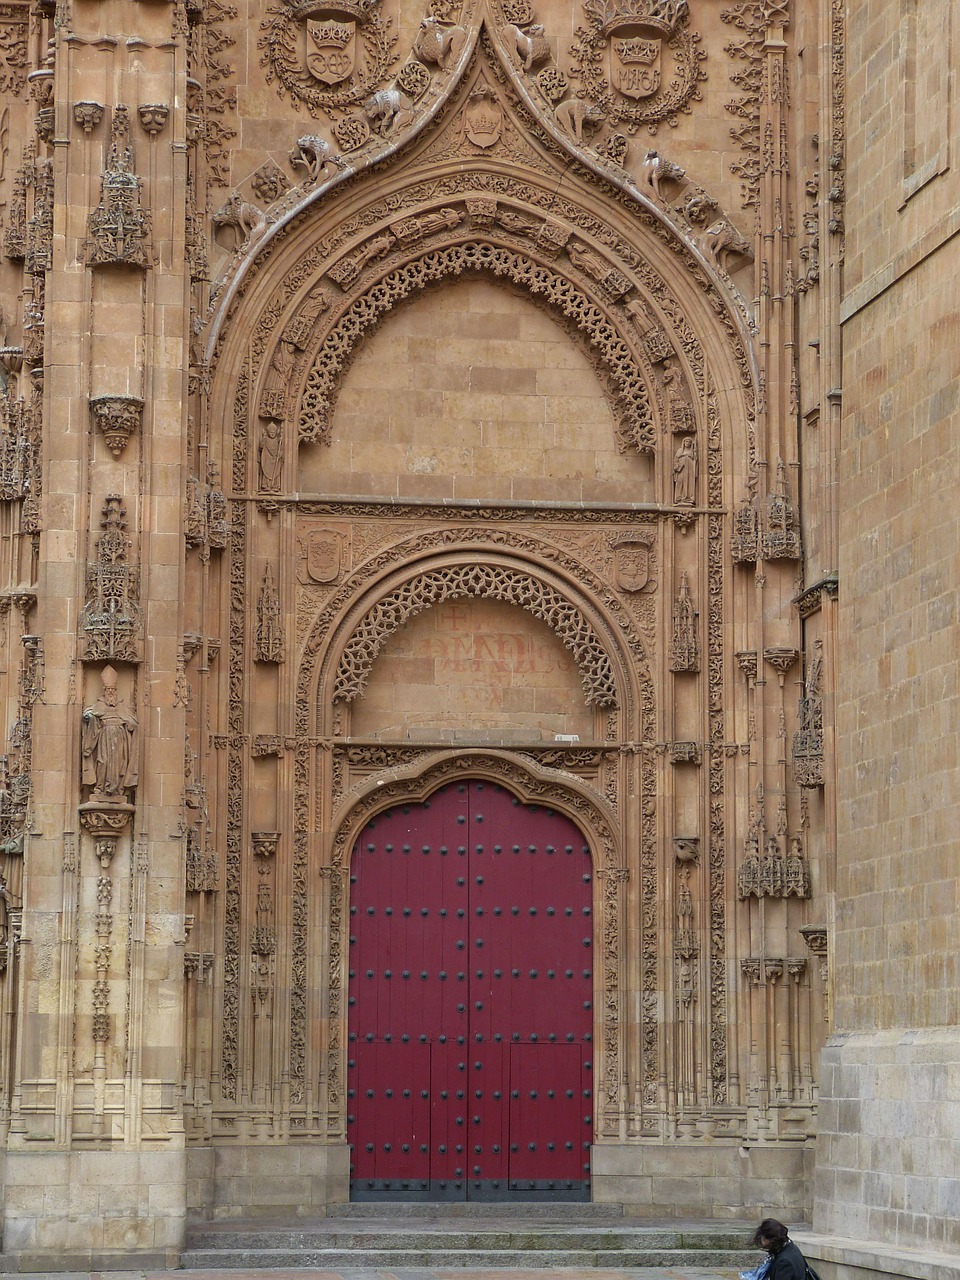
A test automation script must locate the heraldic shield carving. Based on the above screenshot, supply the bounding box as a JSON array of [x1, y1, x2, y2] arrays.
[[305, 16, 357, 85], [569, 0, 706, 132], [259, 0, 399, 115]]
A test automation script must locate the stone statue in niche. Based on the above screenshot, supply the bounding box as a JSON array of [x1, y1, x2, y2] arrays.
[[258, 417, 283, 493], [662, 357, 696, 432], [672, 436, 697, 506], [81, 665, 139, 802]]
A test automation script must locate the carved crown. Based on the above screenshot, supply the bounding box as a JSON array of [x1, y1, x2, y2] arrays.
[[587, 0, 687, 37], [308, 19, 353, 45]]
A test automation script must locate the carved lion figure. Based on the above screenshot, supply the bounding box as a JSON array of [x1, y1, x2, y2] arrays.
[[364, 88, 416, 137], [414, 17, 468, 70], [503, 22, 552, 72], [638, 148, 686, 200]]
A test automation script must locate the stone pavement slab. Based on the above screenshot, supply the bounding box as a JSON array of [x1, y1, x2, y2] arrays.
[[1, 1269, 742, 1280]]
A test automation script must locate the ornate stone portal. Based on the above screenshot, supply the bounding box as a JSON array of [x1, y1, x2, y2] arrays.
[[0, 0, 847, 1265]]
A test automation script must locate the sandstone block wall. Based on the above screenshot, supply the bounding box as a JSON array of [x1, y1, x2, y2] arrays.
[[821, 0, 960, 1252]]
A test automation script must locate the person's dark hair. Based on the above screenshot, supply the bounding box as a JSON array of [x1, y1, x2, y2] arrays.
[[752, 1219, 789, 1249]]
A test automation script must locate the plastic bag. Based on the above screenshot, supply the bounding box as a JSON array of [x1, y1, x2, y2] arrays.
[[740, 1259, 773, 1280]]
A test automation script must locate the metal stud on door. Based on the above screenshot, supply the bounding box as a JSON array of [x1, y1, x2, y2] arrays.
[[348, 781, 593, 1201]]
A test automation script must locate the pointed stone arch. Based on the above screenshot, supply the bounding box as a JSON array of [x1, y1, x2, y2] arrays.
[[208, 33, 759, 500]]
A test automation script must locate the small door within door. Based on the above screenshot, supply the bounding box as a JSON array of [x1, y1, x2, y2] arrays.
[[348, 780, 593, 1201]]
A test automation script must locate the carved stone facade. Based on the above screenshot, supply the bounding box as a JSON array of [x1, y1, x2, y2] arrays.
[[0, 0, 953, 1275]]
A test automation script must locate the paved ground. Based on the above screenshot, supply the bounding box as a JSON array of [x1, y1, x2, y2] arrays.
[[0, 1270, 742, 1280]]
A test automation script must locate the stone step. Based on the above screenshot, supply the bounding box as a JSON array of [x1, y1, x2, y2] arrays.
[[184, 1227, 750, 1251], [182, 1215, 757, 1271], [180, 1246, 752, 1270], [328, 1200, 627, 1219]]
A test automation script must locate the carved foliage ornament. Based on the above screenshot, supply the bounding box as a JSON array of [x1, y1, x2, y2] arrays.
[[0, 3, 27, 97], [334, 562, 619, 707], [259, 0, 399, 117], [569, 0, 706, 134]]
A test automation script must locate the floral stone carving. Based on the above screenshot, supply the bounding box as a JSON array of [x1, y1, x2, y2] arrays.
[[334, 562, 618, 707], [89, 395, 143, 457]]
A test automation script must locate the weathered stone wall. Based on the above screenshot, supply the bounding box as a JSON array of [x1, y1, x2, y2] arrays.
[[817, 0, 960, 1252]]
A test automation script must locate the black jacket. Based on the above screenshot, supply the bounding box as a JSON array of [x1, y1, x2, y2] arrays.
[[768, 1239, 806, 1280]]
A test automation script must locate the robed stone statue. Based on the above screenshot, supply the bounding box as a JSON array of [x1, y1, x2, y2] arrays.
[[81, 665, 139, 801]]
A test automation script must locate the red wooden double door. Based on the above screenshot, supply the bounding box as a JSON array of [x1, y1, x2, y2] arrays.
[[348, 780, 594, 1201]]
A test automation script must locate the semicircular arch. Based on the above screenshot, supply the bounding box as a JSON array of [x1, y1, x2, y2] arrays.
[[297, 537, 654, 739]]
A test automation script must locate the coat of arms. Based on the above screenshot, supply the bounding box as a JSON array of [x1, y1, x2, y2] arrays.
[[568, 0, 705, 131], [305, 16, 357, 85], [610, 34, 660, 99], [259, 0, 399, 116], [297, 527, 345, 584], [613, 534, 656, 592], [463, 86, 504, 149]]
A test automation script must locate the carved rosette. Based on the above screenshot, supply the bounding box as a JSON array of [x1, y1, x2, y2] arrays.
[[89, 395, 143, 457]]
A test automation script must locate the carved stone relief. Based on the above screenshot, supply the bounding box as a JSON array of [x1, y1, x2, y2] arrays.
[[259, 0, 400, 117], [80, 496, 142, 664], [299, 235, 656, 453], [86, 106, 151, 269], [568, 0, 706, 134], [333, 561, 619, 707]]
